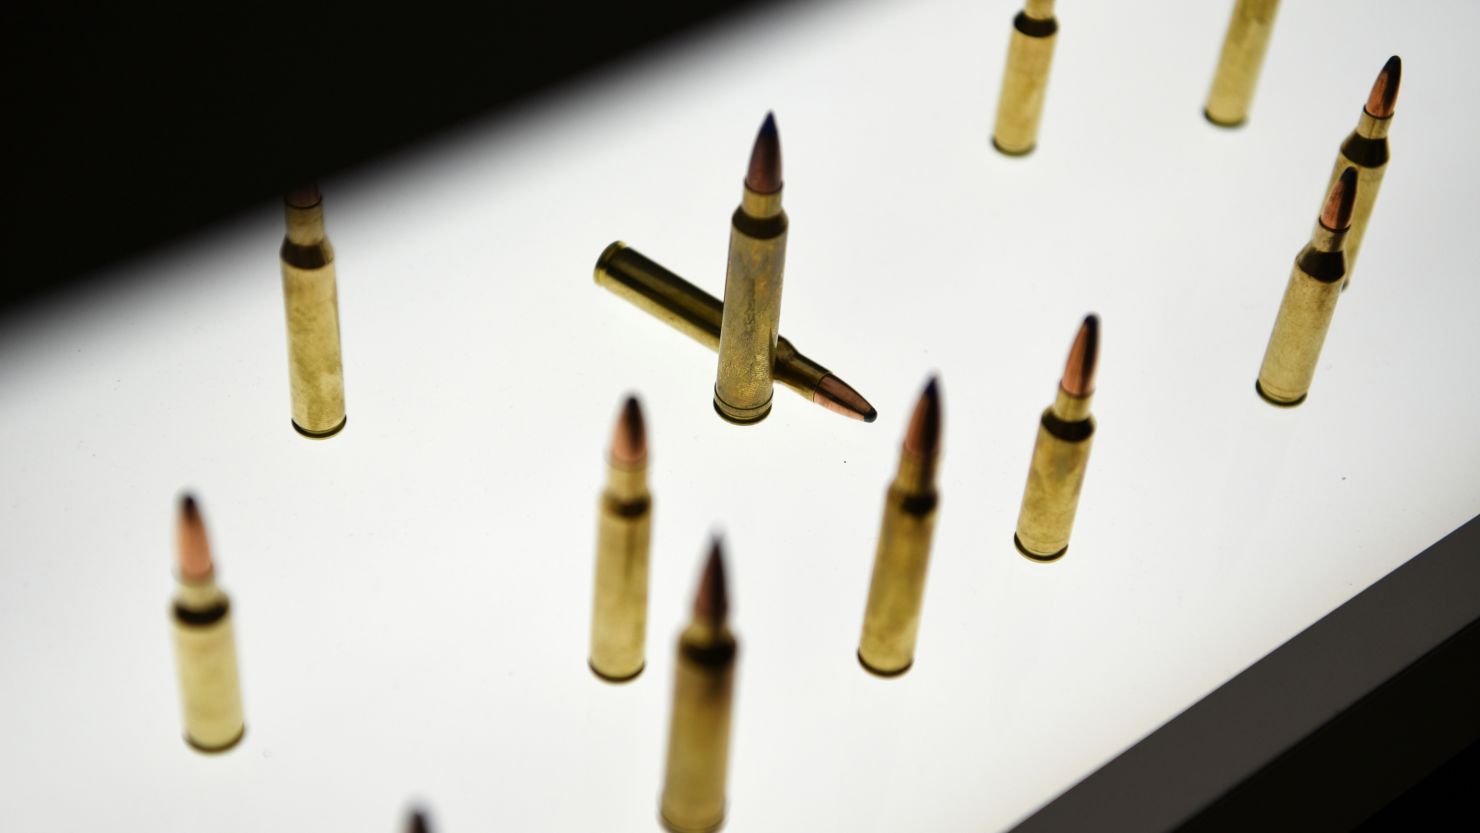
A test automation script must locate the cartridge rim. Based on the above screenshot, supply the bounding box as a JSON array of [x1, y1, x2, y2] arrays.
[[857, 649, 913, 678], [712, 394, 772, 425], [992, 137, 1036, 157], [1014, 533, 1067, 563], [588, 660, 644, 684], [292, 415, 348, 439], [184, 724, 246, 754], [1254, 380, 1306, 408]]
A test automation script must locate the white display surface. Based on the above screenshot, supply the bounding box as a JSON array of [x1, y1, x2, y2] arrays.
[[3, 1, 1478, 830]]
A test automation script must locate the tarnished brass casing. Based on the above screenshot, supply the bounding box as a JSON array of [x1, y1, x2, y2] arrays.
[[280, 195, 346, 437], [992, 0, 1058, 156], [594, 242, 830, 404], [1326, 110, 1390, 290], [589, 452, 651, 682], [1256, 222, 1348, 406], [714, 187, 787, 424], [660, 618, 737, 833], [1014, 388, 1094, 561], [858, 434, 940, 676], [1204, 0, 1281, 127], [172, 577, 245, 752]]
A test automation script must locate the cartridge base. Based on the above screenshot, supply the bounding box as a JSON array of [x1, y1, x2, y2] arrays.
[[857, 649, 912, 679], [292, 415, 347, 439], [184, 724, 245, 754], [712, 393, 771, 426], [660, 810, 725, 833], [991, 137, 1035, 157], [589, 660, 644, 684], [1255, 379, 1306, 408], [1203, 108, 1247, 129], [1014, 533, 1066, 563]]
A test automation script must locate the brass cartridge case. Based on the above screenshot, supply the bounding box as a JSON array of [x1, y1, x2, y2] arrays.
[[280, 189, 346, 438], [992, 0, 1058, 156], [595, 242, 872, 419], [660, 550, 737, 833], [1256, 222, 1349, 406], [1204, 0, 1280, 127], [589, 413, 652, 683], [714, 187, 787, 424], [1014, 388, 1094, 561], [1326, 111, 1390, 291], [173, 576, 245, 751], [858, 380, 941, 676]]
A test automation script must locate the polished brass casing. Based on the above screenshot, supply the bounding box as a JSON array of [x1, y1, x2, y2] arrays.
[[857, 433, 940, 676], [1014, 388, 1095, 561], [1257, 221, 1348, 406], [589, 452, 651, 682], [1204, 0, 1280, 127], [172, 577, 245, 752], [992, 0, 1058, 156], [714, 187, 787, 424], [594, 242, 834, 403], [660, 617, 737, 833], [1326, 110, 1390, 290], [280, 196, 346, 437]]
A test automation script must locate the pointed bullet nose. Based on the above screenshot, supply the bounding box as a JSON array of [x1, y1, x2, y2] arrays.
[[903, 376, 942, 458], [1365, 56, 1402, 119], [694, 537, 730, 627], [610, 394, 647, 466], [1061, 315, 1099, 397], [1322, 168, 1359, 231], [176, 492, 214, 582], [745, 112, 782, 194]]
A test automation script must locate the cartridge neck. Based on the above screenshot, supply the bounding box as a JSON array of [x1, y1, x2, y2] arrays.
[[740, 185, 783, 219], [1050, 387, 1093, 423], [285, 202, 328, 246], [893, 447, 939, 495], [605, 457, 649, 502], [680, 617, 736, 653], [1023, 0, 1055, 20], [1356, 109, 1392, 140], [175, 575, 226, 612], [1309, 222, 1349, 255]]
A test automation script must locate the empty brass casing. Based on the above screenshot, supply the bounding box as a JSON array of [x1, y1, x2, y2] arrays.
[[858, 424, 940, 676], [280, 194, 346, 437], [1015, 389, 1094, 561], [1257, 221, 1348, 406], [172, 577, 245, 752], [660, 616, 737, 832], [589, 449, 651, 682], [992, 0, 1058, 156], [714, 187, 787, 424], [594, 242, 835, 405], [1204, 0, 1281, 127], [1326, 110, 1390, 290]]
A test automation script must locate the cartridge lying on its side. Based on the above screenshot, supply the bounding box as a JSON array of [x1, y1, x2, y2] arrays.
[[858, 377, 943, 677], [1204, 0, 1281, 127], [1014, 316, 1099, 562], [1324, 56, 1401, 291], [660, 539, 738, 833], [171, 494, 245, 752], [589, 396, 652, 682], [1257, 168, 1358, 406], [714, 113, 788, 424], [594, 242, 876, 423], [280, 183, 347, 438], [992, 0, 1059, 156]]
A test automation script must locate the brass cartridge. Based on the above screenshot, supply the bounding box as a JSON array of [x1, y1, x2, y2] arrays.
[[1325, 56, 1401, 291], [594, 242, 875, 422], [858, 377, 942, 677], [1204, 0, 1280, 127], [992, 0, 1058, 156], [1257, 168, 1358, 406], [589, 396, 652, 683], [714, 113, 787, 424], [661, 540, 738, 833], [171, 494, 245, 752], [1014, 316, 1098, 562], [280, 183, 346, 438]]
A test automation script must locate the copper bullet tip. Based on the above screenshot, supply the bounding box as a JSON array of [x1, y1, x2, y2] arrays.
[[1321, 168, 1359, 231], [406, 809, 430, 833], [286, 182, 322, 209], [693, 537, 730, 627], [815, 374, 877, 422], [1365, 56, 1402, 119], [902, 376, 942, 458], [176, 493, 214, 582], [610, 395, 647, 466], [1060, 315, 1100, 398], [745, 112, 782, 194]]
